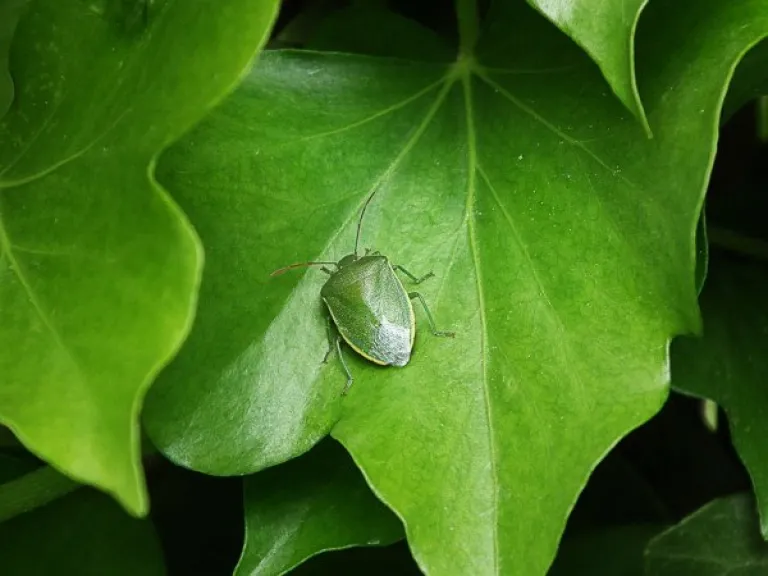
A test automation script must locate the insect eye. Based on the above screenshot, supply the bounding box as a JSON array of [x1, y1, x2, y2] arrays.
[[338, 254, 357, 268]]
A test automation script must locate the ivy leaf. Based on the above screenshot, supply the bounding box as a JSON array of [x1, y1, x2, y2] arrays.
[[0, 0, 26, 119], [672, 253, 768, 536], [645, 493, 768, 575], [723, 40, 768, 120], [235, 440, 403, 576], [526, 0, 650, 133], [144, 0, 768, 573], [0, 0, 279, 515]]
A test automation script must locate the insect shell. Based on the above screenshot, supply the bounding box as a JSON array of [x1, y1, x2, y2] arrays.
[[321, 252, 415, 367]]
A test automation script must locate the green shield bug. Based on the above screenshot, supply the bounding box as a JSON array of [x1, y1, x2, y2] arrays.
[[271, 186, 455, 394]]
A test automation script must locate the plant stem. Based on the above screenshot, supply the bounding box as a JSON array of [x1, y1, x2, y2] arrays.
[[0, 466, 80, 523], [708, 226, 768, 263], [456, 0, 479, 56], [758, 96, 768, 143]]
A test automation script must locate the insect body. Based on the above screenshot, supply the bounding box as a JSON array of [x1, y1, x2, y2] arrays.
[[272, 188, 454, 394], [322, 254, 414, 367]]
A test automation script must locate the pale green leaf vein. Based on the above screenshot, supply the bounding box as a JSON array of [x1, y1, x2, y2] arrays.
[[0, 201, 86, 383], [313, 77, 455, 262], [462, 73, 499, 574], [0, 95, 66, 180], [476, 71, 641, 190], [0, 108, 131, 190], [287, 75, 448, 145], [8, 243, 75, 257], [478, 65, 578, 76], [477, 165, 589, 406], [477, 166, 558, 321]]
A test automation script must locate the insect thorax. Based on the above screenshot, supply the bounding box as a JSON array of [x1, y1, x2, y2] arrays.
[[337, 254, 359, 268]]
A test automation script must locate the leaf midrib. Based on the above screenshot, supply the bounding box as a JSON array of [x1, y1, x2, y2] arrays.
[[461, 69, 500, 574]]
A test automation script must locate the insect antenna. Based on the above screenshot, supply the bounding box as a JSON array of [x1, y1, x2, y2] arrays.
[[270, 261, 337, 276], [354, 183, 383, 257]]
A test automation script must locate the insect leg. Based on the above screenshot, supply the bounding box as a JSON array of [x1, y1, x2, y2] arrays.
[[322, 317, 335, 363], [336, 336, 354, 394], [322, 319, 354, 393], [408, 292, 455, 338], [393, 265, 434, 284]]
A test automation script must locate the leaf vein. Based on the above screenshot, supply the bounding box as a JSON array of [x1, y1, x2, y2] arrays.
[[285, 75, 448, 145], [0, 199, 86, 383], [477, 165, 589, 405], [315, 77, 455, 262], [477, 72, 641, 190], [0, 108, 130, 190], [462, 73, 500, 574]]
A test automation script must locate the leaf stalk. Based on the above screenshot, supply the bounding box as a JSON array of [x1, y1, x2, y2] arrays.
[[456, 0, 479, 56]]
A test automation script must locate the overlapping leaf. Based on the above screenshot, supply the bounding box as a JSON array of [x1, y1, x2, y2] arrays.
[[527, 0, 649, 132], [145, 0, 768, 573], [236, 440, 402, 576], [723, 40, 768, 119], [0, 0, 279, 514], [646, 494, 768, 575], [672, 254, 768, 536]]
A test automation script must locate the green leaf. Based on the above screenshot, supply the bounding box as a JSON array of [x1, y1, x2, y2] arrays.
[[526, 0, 650, 133], [0, 0, 26, 119], [645, 493, 768, 575], [145, 0, 768, 573], [235, 440, 403, 576], [0, 0, 279, 515], [0, 487, 165, 575], [723, 39, 768, 121], [549, 524, 665, 576], [289, 543, 421, 575], [672, 253, 768, 536], [307, 2, 453, 61]]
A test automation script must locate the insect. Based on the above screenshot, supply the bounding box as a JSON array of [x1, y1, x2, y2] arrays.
[[271, 185, 455, 394]]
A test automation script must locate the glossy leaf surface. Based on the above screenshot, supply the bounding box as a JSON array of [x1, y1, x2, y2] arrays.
[[145, 0, 768, 573], [527, 0, 649, 131], [0, 0, 279, 514], [236, 440, 402, 576]]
